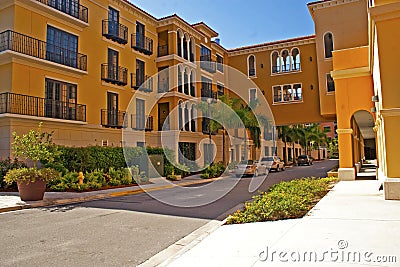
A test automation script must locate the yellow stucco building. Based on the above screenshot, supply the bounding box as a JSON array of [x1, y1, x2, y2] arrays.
[[1, 0, 398, 199]]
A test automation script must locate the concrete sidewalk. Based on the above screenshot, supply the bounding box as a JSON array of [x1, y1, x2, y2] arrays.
[[163, 180, 400, 267], [0, 174, 224, 213]]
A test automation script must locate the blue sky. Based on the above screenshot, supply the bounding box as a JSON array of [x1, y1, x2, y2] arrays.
[[129, 0, 315, 49]]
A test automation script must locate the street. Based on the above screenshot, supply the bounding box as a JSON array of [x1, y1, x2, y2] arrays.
[[0, 160, 337, 267]]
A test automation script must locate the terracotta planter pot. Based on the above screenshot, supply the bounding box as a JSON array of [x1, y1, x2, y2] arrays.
[[17, 179, 46, 201]]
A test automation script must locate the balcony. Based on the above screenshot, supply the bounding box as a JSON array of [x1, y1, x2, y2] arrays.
[[102, 20, 128, 45], [0, 30, 87, 71], [158, 77, 169, 93], [0, 92, 86, 122], [101, 109, 126, 128], [131, 114, 154, 131], [34, 0, 88, 23], [131, 73, 153, 92], [101, 64, 128, 86], [200, 55, 216, 73], [131, 34, 153, 55], [158, 45, 168, 57]]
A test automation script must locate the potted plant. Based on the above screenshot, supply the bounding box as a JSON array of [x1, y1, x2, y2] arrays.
[[3, 123, 59, 201]]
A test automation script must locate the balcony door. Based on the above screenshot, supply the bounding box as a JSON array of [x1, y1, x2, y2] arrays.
[[136, 59, 145, 87], [46, 26, 78, 68], [108, 7, 119, 36], [136, 98, 145, 130], [108, 48, 119, 81], [107, 92, 119, 126], [136, 21, 145, 48], [45, 79, 77, 120], [158, 103, 170, 131]]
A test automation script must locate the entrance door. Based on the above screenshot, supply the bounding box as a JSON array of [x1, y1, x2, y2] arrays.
[[158, 103, 170, 131]]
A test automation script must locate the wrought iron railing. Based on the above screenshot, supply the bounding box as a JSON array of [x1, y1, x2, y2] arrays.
[[200, 55, 216, 73], [100, 109, 126, 128], [102, 20, 128, 44], [157, 45, 168, 57], [158, 77, 169, 93], [131, 114, 153, 131], [131, 34, 153, 55], [248, 68, 256, 76], [101, 64, 128, 86], [0, 30, 87, 71], [35, 0, 88, 23], [131, 73, 152, 92], [0, 92, 86, 122]]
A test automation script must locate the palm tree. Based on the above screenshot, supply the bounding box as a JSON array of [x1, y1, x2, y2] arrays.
[[277, 125, 291, 164], [287, 124, 305, 162]]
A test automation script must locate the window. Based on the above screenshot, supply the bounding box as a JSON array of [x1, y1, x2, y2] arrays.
[[45, 79, 77, 120], [327, 73, 335, 92], [324, 32, 334, 58], [271, 51, 279, 73], [293, 84, 303, 101], [107, 92, 119, 126], [136, 98, 145, 130], [107, 48, 119, 80], [324, 126, 331, 133], [264, 147, 270, 156], [201, 76, 212, 98], [281, 50, 290, 72], [216, 54, 224, 72], [46, 26, 78, 68], [264, 122, 273, 141], [204, 143, 214, 166], [249, 88, 257, 102], [273, 86, 282, 102], [135, 21, 145, 48], [291, 48, 300, 71], [273, 83, 303, 103], [178, 101, 183, 130], [136, 59, 145, 87], [217, 83, 224, 96], [248, 55, 256, 77], [200, 45, 211, 61], [108, 7, 119, 36]]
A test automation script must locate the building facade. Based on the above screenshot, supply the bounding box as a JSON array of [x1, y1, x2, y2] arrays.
[[1, 0, 398, 199]]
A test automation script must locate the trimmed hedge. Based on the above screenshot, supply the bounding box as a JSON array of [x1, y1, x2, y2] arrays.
[[226, 177, 337, 224]]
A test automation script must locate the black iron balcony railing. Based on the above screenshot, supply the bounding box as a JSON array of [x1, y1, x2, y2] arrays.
[[292, 63, 301, 71], [158, 77, 169, 93], [0, 92, 86, 122], [131, 114, 153, 131], [101, 109, 126, 128], [131, 34, 153, 55], [200, 55, 216, 73], [248, 68, 256, 76], [102, 20, 128, 45], [101, 64, 128, 86], [272, 66, 280, 73], [158, 45, 168, 57], [282, 64, 291, 72], [0, 30, 87, 71], [131, 73, 152, 92], [35, 0, 88, 23]]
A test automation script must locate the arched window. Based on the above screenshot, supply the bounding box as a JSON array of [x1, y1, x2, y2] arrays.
[[324, 32, 334, 58], [184, 103, 190, 131], [248, 55, 256, 77], [183, 33, 189, 60], [178, 101, 183, 130], [190, 104, 196, 132], [271, 51, 280, 73], [281, 50, 290, 72], [291, 48, 300, 71], [178, 65, 183, 93], [190, 69, 196, 96], [177, 30, 183, 57], [190, 37, 195, 62], [184, 67, 190, 95]]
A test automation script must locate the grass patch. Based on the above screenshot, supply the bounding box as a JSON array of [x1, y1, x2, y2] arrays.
[[226, 177, 337, 224]]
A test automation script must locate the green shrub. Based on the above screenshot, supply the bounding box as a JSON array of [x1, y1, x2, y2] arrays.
[[226, 177, 337, 224], [201, 162, 225, 179], [0, 158, 27, 187]]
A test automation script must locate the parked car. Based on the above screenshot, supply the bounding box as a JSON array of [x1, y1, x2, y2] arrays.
[[259, 156, 285, 172], [297, 155, 313, 166], [234, 160, 257, 177]]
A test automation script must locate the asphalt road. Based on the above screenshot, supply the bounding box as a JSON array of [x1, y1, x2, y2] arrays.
[[0, 160, 337, 267]]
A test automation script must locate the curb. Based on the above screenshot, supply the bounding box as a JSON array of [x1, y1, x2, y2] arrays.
[[0, 176, 228, 214]]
